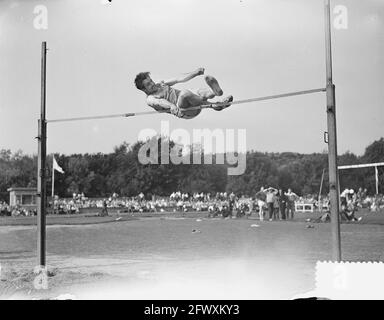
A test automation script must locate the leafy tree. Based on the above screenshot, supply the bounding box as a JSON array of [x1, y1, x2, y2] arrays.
[[1, 137, 383, 201]]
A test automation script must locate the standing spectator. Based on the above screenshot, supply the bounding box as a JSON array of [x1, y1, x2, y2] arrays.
[[101, 199, 109, 216], [255, 187, 267, 221], [273, 191, 281, 220], [357, 187, 363, 207], [278, 189, 287, 220], [371, 194, 380, 212], [285, 188, 298, 220], [0, 201, 9, 216], [229, 192, 236, 212], [361, 188, 368, 200], [266, 187, 278, 221], [53, 196, 59, 215]]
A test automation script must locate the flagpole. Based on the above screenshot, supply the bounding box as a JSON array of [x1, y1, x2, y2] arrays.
[[318, 168, 325, 213], [52, 158, 55, 198]]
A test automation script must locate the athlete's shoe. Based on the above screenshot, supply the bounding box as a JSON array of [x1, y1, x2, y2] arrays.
[[213, 95, 233, 111]]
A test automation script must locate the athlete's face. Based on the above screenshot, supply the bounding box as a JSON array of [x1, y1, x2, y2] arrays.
[[142, 76, 156, 93]]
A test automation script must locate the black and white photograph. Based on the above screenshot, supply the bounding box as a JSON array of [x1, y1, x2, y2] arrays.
[[0, 0, 383, 303]]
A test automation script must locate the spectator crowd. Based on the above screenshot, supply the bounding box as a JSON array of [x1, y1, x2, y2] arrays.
[[1, 187, 383, 219]]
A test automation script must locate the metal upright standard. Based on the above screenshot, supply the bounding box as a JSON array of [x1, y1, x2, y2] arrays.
[[37, 41, 47, 267], [325, 0, 341, 262]]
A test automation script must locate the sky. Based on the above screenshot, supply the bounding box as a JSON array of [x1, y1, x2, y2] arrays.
[[0, 0, 383, 156]]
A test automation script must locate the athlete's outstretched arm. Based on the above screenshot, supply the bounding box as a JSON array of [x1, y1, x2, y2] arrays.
[[163, 68, 205, 86]]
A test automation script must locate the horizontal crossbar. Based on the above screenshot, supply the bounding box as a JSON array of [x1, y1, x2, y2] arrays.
[[47, 87, 326, 124]]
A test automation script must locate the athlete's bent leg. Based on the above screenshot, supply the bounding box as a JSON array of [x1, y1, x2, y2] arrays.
[[196, 88, 215, 100], [175, 90, 204, 119], [177, 90, 208, 109]]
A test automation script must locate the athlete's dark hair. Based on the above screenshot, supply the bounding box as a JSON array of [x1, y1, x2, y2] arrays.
[[134, 72, 151, 91]]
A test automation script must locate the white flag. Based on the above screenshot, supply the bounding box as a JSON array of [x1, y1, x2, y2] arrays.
[[53, 157, 64, 174]]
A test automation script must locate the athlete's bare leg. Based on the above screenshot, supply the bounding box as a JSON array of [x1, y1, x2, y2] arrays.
[[196, 88, 215, 100], [177, 90, 233, 110], [177, 90, 211, 109], [174, 75, 233, 118], [191, 75, 225, 101]]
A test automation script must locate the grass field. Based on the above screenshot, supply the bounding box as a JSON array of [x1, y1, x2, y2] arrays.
[[0, 209, 383, 299]]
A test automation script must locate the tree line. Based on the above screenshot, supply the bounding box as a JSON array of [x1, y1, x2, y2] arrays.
[[1, 137, 383, 201]]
